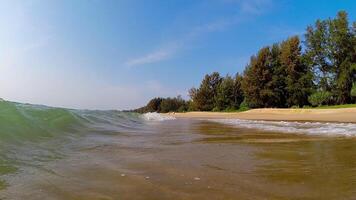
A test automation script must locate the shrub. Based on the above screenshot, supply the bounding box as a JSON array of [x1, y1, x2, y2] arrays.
[[238, 99, 249, 111], [224, 107, 236, 112], [308, 91, 332, 106], [212, 107, 220, 112], [351, 83, 356, 97]]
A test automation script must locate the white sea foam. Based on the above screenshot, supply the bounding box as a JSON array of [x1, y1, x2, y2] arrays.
[[141, 112, 176, 121], [209, 119, 356, 136]]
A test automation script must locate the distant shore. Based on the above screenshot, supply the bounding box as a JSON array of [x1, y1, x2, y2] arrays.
[[165, 108, 356, 123]]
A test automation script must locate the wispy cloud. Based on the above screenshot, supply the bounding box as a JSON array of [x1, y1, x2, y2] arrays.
[[240, 0, 272, 14], [124, 18, 242, 68], [124, 0, 273, 68], [222, 0, 273, 14], [124, 43, 180, 67]]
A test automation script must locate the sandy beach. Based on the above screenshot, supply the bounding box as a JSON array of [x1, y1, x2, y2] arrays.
[[166, 108, 356, 123]]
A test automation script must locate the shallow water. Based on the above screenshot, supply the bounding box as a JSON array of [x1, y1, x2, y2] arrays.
[[1, 102, 356, 199]]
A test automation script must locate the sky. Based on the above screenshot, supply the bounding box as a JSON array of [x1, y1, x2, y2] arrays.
[[0, 0, 355, 110]]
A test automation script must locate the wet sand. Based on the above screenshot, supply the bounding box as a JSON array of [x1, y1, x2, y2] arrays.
[[166, 108, 356, 123], [2, 119, 356, 200]]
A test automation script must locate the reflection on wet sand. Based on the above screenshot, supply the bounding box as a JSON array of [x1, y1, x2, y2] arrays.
[[2, 119, 356, 200]]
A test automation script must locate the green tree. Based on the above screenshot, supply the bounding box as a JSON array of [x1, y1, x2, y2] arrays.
[[188, 88, 198, 111], [242, 47, 274, 108], [136, 11, 355, 112], [353, 22, 356, 71], [280, 36, 312, 107], [189, 72, 222, 111], [232, 73, 244, 108], [305, 11, 355, 104], [308, 91, 332, 106], [134, 96, 188, 113], [270, 43, 287, 107], [350, 22, 356, 96], [328, 11, 354, 104], [215, 75, 235, 111], [351, 83, 356, 101], [160, 96, 187, 113], [143, 98, 163, 112], [305, 19, 331, 91]]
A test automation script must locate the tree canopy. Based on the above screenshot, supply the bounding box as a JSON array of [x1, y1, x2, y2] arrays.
[[135, 11, 356, 113]]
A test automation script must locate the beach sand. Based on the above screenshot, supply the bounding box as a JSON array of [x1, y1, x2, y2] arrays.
[[166, 108, 356, 123]]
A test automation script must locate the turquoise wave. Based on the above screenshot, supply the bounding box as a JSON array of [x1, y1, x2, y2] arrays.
[[0, 100, 143, 189]]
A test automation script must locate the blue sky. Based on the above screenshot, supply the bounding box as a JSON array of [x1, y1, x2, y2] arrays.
[[0, 0, 355, 110]]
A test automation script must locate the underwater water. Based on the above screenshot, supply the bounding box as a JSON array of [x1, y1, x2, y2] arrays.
[[1, 101, 356, 200]]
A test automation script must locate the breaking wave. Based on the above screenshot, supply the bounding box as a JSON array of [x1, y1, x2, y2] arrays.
[[141, 112, 176, 121], [0, 100, 168, 187], [210, 119, 356, 136], [0, 101, 145, 143]]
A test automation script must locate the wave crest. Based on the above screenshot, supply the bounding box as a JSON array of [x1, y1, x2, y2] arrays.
[[141, 112, 176, 121], [210, 119, 356, 136]]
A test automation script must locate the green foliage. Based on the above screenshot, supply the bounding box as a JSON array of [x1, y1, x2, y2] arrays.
[[134, 98, 163, 113], [280, 36, 313, 107], [242, 47, 275, 108], [187, 100, 197, 111], [212, 107, 220, 112], [135, 11, 355, 112], [305, 19, 332, 91], [189, 72, 245, 111], [270, 43, 287, 107], [308, 91, 332, 106], [159, 96, 187, 113], [238, 99, 249, 111], [177, 105, 187, 113], [351, 83, 356, 97], [215, 75, 235, 111], [189, 72, 222, 111], [305, 11, 355, 104], [134, 96, 188, 113], [233, 73, 244, 108]]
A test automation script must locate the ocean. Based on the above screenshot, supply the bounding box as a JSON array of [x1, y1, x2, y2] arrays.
[[1, 101, 356, 199]]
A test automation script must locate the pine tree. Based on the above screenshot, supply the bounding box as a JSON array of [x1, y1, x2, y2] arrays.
[[305, 20, 331, 91], [189, 72, 222, 111], [215, 75, 235, 111], [270, 43, 287, 107], [328, 11, 354, 104], [242, 47, 274, 108], [137, 11, 356, 112], [305, 11, 355, 104], [352, 22, 356, 86], [233, 73, 244, 108], [280, 36, 312, 107]]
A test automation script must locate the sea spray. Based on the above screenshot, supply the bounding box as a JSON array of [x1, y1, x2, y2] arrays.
[[210, 119, 356, 136], [141, 112, 176, 121]]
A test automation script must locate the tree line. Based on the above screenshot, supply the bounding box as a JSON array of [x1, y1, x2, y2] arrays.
[[133, 96, 189, 113], [135, 11, 356, 113]]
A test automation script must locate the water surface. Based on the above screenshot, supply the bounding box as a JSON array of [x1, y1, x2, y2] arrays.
[[1, 101, 356, 199]]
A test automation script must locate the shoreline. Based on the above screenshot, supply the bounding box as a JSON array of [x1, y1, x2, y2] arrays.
[[165, 108, 356, 123]]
